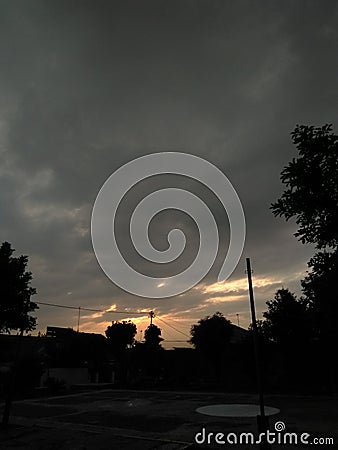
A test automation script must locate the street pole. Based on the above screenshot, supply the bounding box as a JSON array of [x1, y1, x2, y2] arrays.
[[77, 306, 81, 332], [246, 258, 271, 449]]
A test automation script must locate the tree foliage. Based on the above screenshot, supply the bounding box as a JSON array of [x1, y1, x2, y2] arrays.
[[144, 324, 163, 347], [271, 124, 338, 342], [270, 124, 338, 392], [271, 124, 338, 249], [262, 288, 310, 346], [301, 250, 338, 341], [190, 312, 233, 355], [0, 242, 38, 333], [105, 320, 137, 355]]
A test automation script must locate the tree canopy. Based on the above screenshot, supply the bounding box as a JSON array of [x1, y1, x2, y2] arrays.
[[270, 124, 338, 392], [105, 320, 137, 355], [271, 124, 338, 343], [301, 250, 338, 341], [0, 242, 38, 333], [261, 288, 310, 346], [144, 324, 163, 347], [190, 312, 233, 355], [271, 124, 338, 249]]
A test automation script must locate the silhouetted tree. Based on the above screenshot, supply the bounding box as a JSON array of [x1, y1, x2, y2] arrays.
[[190, 313, 235, 385], [301, 251, 338, 392], [190, 312, 233, 354], [0, 242, 38, 333], [190, 312, 233, 385], [253, 319, 270, 339], [258, 288, 319, 391], [246, 319, 275, 389], [105, 320, 137, 384], [1, 242, 38, 427], [262, 288, 310, 347], [131, 324, 164, 383], [105, 320, 137, 356], [271, 124, 338, 391], [271, 124, 338, 249], [301, 251, 338, 340], [144, 324, 163, 347]]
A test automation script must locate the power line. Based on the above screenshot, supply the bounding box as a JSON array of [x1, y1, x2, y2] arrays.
[[154, 319, 180, 342], [165, 315, 191, 330], [37, 301, 99, 312], [36, 301, 191, 340], [36, 301, 148, 315], [163, 315, 193, 337], [156, 316, 190, 339]]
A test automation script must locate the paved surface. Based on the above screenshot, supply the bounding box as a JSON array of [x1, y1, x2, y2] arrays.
[[1, 389, 337, 449]]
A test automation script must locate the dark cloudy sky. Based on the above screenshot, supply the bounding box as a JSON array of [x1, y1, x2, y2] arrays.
[[1, 0, 337, 345]]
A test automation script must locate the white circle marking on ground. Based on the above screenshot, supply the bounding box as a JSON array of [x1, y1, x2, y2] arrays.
[[196, 404, 280, 417]]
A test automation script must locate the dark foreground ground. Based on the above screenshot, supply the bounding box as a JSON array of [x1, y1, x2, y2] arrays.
[[1, 389, 337, 449]]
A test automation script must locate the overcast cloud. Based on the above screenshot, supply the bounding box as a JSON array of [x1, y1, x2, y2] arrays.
[[1, 0, 337, 344]]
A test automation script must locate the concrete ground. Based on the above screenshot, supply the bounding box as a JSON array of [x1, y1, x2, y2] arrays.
[[1, 389, 337, 449]]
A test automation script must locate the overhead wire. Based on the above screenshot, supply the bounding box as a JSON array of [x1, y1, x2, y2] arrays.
[[36, 301, 191, 342], [155, 316, 190, 339], [160, 314, 193, 336], [36, 301, 148, 315], [154, 318, 180, 342]]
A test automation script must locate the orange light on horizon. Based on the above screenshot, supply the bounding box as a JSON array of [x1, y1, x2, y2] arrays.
[[199, 276, 283, 295]]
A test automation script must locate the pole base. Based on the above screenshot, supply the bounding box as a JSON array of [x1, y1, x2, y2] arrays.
[[257, 415, 272, 450]]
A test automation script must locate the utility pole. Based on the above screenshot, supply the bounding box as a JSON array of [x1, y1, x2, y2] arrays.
[[236, 313, 240, 327], [77, 306, 81, 332], [246, 257, 271, 450], [149, 310, 155, 326]]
